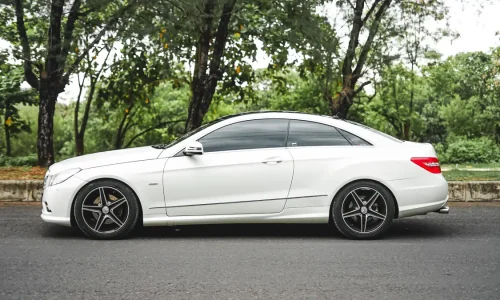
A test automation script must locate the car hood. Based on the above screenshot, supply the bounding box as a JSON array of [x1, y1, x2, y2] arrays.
[[48, 146, 164, 174]]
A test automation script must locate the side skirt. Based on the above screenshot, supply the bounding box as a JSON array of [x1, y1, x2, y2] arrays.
[[142, 206, 330, 227]]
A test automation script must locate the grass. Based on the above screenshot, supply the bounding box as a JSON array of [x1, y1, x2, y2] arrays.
[[0, 167, 46, 180], [441, 162, 500, 169], [442, 170, 500, 181]]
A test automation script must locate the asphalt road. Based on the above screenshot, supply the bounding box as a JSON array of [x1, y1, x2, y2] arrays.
[[0, 203, 499, 300]]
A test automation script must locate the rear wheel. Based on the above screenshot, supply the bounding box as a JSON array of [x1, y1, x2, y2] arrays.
[[73, 180, 139, 240], [331, 181, 395, 239]]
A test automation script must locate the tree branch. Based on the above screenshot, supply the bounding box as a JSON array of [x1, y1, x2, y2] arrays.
[[354, 80, 371, 95], [47, 0, 64, 79], [204, 0, 236, 103], [79, 44, 113, 135], [342, 0, 364, 77], [60, 0, 82, 75], [13, 0, 39, 89], [62, 0, 137, 85], [362, 0, 381, 23], [353, 0, 392, 76]]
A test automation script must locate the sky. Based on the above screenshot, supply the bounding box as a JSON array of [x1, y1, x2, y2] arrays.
[[3, 0, 499, 103]]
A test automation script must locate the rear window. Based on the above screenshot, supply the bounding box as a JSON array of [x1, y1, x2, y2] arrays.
[[345, 121, 402, 143], [287, 120, 351, 147], [337, 129, 372, 146]]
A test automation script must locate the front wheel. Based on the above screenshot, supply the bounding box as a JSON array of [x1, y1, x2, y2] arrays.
[[73, 180, 140, 240], [331, 181, 395, 239]]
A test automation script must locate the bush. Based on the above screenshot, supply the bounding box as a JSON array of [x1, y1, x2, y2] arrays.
[[0, 155, 38, 167], [442, 137, 500, 164]]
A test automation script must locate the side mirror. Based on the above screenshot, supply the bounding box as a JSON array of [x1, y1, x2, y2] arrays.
[[183, 141, 204, 156]]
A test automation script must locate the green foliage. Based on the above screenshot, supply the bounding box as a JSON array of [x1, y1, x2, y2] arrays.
[[0, 52, 37, 156], [0, 154, 38, 167], [439, 137, 500, 164]]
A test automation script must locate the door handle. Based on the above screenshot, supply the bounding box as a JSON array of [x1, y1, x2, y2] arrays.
[[262, 157, 283, 164]]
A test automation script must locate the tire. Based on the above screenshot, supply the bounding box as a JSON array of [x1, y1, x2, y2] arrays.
[[73, 180, 140, 240], [331, 181, 395, 240]]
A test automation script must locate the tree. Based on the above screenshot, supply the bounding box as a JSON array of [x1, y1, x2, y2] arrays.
[[184, 0, 237, 132], [176, 0, 326, 131], [74, 40, 113, 156], [0, 55, 36, 156], [316, 0, 450, 119], [96, 41, 180, 149], [2, 0, 138, 166]]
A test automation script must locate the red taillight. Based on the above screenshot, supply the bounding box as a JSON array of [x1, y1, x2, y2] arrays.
[[411, 157, 441, 174]]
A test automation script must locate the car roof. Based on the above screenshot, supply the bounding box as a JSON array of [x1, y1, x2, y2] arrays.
[[214, 111, 398, 146], [217, 110, 339, 121]]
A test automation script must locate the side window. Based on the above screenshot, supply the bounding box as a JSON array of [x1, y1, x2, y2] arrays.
[[199, 119, 289, 153], [338, 129, 372, 146], [287, 120, 351, 147]]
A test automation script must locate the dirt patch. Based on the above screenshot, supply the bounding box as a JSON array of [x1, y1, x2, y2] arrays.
[[0, 201, 42, 207], [0, 167, 46, 180]]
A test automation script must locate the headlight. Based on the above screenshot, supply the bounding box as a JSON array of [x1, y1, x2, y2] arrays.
[[46, 168, 81, 186]]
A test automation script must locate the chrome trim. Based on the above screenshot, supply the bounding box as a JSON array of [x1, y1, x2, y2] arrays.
[[150, 194, 328, 209], [437, 206, 450, 214]]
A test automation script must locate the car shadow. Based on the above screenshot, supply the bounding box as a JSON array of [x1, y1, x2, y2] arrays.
[[131, 218, 455, 241], [41, 218, 456, 241]]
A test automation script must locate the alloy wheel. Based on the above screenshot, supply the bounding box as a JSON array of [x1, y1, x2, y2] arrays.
[[81, 187, 129, 234], [340, 187, 388, 234]]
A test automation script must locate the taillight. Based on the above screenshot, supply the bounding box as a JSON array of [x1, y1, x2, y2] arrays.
[[410, 157, 441, 174]]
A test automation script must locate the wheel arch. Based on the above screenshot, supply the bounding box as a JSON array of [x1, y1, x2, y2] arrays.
[[70, 178, 144, 227], [329, 179, 399, 221]]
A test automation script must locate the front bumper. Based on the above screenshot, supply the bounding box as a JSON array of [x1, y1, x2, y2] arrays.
[[40, 175, 86, 227]]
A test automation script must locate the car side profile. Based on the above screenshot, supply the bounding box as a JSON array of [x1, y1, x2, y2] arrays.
[[41, 111, 449, 239]]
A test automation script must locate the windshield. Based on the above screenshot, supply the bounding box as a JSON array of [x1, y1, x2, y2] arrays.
[[345, 120, 402, 143]]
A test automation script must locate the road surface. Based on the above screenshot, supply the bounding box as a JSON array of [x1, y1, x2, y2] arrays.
[[0, 203, 499, 299]]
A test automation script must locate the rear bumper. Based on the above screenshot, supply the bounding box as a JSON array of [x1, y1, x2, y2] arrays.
[[397, 196, 448, 218], [387, 175, 449, 218]]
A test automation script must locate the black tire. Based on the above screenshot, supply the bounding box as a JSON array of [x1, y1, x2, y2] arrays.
[[73, 180, 140, 240], [331, 181, 395, 240]]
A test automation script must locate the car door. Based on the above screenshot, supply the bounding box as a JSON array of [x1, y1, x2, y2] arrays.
[[163, 118, 294, 216]]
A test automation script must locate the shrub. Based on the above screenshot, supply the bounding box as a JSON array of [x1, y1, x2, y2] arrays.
[[0, 155, 38, 167], [443, 137, 500, 164], [433, 143, 446, 162]]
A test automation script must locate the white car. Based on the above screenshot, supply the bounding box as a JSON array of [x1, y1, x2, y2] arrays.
[[41, 111, 449, 239]]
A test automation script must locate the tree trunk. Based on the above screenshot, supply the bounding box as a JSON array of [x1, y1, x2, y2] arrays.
[[4, 122, 11, 157], [330, 76, 356, 119], [403, 122, 410, 140], [184, 0, 236, 132], [37, 80, 57, 167], [329, 0, 392, 119], [75, 134, 84, 156], [185, 93, 207, 131]]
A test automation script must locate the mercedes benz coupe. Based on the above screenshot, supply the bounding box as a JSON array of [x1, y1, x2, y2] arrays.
[[41, 111, 449, 239]]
